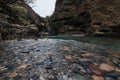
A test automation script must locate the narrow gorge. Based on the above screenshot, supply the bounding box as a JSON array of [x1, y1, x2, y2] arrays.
[[0, 0, 120, 80]]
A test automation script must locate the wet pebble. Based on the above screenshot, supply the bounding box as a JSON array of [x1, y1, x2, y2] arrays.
[[0, 66, 8, 74], [5, 63, 14, 70], [104, 76, 118, 80], [17, 64, 31, 70], [99, 63, 114, 72], [35, 61, 44, 66], [31, 74, 40, 80], [105, 71, 118, 78], [80, 52, 94, 58], [79, 61, 92, 66], [39, 75, 45, 80], [92, 75, 104, 80], [0, 39, 120, 80], [62, 74, 68, 80], [52, 68, 59, 75], [45, 64, 53, 70], [7, 72, 19, 78], [68, 77, 73, 80], [89, 64, 105, 75], [13, 75, 22, 80], [47, 75, 58, 80]]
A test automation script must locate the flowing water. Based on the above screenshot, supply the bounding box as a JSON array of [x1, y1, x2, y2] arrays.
[[0, 36, 120, 80]]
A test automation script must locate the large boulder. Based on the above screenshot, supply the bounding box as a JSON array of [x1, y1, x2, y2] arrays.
[[51, 0, 120, 37]]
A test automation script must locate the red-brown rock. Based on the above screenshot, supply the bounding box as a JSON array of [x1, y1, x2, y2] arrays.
[[92, 75, 104, 80], [89, 64, 105, 75]]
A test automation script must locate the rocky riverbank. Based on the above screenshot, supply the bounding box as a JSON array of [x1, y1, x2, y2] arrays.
[[0, 39, 120, 80]]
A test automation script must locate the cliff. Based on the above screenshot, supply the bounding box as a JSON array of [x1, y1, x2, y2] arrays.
[[50, 0, 120, 37], [0, 0, 45, 40]]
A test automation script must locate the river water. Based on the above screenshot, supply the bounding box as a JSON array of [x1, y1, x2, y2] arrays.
[[0, 36, 120, 80]]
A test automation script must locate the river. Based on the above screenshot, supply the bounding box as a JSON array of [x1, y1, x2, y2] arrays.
[[0, 36, 120, 80]]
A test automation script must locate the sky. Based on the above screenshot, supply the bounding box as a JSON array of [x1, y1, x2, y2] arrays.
[[29, 0, 56, 17]]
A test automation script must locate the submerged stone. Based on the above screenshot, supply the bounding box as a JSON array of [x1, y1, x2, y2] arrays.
[[65, 55, 72, 60], [62, 74, 68, 80], [80, 52, 94, 58], [31, 74, 40, 80], [0, 66, 8, 74], [106, 51, 120, 58], [0, 39, 120, 80], [7, 72, 18, 78], [64, 46, 70, 51], [39, 76, 45, 80], [99, 63, 114, 72], [89, 64, 105, 75], [92, 75, 104, 80], [5, 63, 14, 70], [35, 61, 44, 66], [17, 64, 31, 70], [105, 71, 118, 78], [45, 65, 53, 69], [115, 68, 120, 73]]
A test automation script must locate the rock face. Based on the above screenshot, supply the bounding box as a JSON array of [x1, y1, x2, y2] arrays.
[[0, 0, 45, 40], [51, 0, 120, 36]]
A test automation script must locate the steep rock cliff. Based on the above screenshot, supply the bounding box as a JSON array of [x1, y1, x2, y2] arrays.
[[51, 0, 120, 36], [0, 0, 45, 40]]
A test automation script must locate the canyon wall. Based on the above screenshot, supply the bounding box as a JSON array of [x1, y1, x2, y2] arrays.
[[51, 0, 120, 36], [0, 0, 45, 40]]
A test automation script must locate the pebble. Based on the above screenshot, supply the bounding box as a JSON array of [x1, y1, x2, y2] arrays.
[[39, 76, 45, 80], [104, 76, 118, 80], [8, 72, 18, 78], [35, 61, 44, 66], [64, 46, 70, 51], [99, 63, 114, 72], [45, 65, 53, 69], [79, 61, 92, 66], [115, 68, 120, 73], [13, 75, 22, 80], [5, 63, 14, 70], [68, 77, 73, 80], [65, 55, 72, 60], [89, 64, 105, 75], [105, 71, 118, 78], [31, 74, 39, 80], [92, 75, 104, 80], [62, 74, 68, 80], [80, 52, 94, 58], [0, 39, 120, 80], [17, 64, 31, 69], [47, 75, 58, 80], [84, 66, 92, 74], [0, 66, 8, 74]]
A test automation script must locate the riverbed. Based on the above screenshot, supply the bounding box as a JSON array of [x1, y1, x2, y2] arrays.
[[0, 36, 120, 80]]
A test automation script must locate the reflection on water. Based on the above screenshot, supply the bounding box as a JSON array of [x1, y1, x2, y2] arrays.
[[41, 36, 120, 52]]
